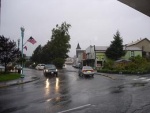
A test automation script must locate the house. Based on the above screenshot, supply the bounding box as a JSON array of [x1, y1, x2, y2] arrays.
[[85, 45, 108, 68], [86, 45, 95, 67], [73, 43, 86, 67], [122, 46, 142, 59], [85, 45, 142, 68], [126, 38, 150, 58]]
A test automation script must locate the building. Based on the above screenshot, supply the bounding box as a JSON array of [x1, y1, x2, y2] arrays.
[[123, 46, 142, 59], [126, 38, 150, 57], [73, 43, 86, 67], [85, 45, 142, 69], [65, 57, 74, 65], [118, 0, 150, 17], [86, 45, 95, 67]]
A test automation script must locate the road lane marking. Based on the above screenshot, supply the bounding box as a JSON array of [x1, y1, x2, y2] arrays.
[[57, 104, 91, 113], [139, 77, 146, 80], [143, 79, 150, 81]]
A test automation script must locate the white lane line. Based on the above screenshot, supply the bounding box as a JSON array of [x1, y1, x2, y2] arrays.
[[139, 77, 146, 80], [143, 79, 150, 81], [57, 104, 91, 113]]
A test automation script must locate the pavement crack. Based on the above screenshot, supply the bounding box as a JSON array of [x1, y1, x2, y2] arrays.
[[131, 103, 150, 113], [0, 105, 28, 113], [123, 94, 133, 113]]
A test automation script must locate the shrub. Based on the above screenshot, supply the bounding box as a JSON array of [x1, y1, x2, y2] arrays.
[[99, 56, 150, 74], [52, 58, 65, 69]]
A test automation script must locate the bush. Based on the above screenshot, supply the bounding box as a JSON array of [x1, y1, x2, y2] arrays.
[[52, 58, 65, 69], [99, 56, 150, 74]]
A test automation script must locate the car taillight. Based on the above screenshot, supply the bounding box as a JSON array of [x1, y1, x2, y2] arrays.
[[82, 70, 86, 72]]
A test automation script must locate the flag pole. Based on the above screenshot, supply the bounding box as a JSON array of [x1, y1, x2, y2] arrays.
[[23, 40, 28, 46], [20, 27, 25, 78], [0, 0, 1, 33]]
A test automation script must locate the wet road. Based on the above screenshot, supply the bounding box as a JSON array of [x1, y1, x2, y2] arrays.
[[0, 65, 150, 113]]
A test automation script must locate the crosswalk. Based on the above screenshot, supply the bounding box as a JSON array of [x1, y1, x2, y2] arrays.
[[133, 77, 150, 82]]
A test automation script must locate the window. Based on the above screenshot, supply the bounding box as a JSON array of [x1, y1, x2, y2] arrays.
[[131, 51, 134, 57]]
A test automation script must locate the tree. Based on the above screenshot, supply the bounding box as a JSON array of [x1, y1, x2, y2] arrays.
[[40, 41, 53, 63], [0, 35, 19, 72], [31, 45, 43, 63], [50, 22, 71, 67], [105, 31, 125, 60], [31, 22, 71, 68]]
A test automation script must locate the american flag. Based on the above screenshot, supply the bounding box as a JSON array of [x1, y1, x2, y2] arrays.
[[27, 36, 37, 44], [24, 46, 27, 51]]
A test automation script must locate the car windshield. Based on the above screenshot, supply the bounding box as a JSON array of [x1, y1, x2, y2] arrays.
[[45, 65, 56, 69], [83, 66, 93, 70]]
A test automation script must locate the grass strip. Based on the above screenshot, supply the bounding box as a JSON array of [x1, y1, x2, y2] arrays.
[[0, 73, 21, 82]]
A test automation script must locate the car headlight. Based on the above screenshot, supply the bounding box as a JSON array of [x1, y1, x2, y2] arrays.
[[45, 69, 49, 72], [56, 69, 58, 72]]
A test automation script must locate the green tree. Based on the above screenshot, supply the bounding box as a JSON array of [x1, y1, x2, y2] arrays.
[[50, 22, 71, 67], [31, 45, 43, 63], [31, 22, 71, 68], [0, 35, 19, 72], [51, 22, 71, 58], [105, 31, 125, 60], [40, 41, 53, 63]]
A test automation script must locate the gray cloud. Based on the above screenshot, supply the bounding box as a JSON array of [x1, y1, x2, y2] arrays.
[[1, 0, 150, 57]]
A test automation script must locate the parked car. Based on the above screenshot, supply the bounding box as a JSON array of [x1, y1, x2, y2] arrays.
[[0, 65, 5, 72], [63, 64, 66, 68], [43, 64, 58, 76], [14, 64, 22, 70], [35, 64, 45, 70], [78, 66, 95, 77]]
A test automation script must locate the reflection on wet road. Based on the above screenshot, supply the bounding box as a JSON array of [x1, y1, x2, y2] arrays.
[[0, 65, 150, 113]]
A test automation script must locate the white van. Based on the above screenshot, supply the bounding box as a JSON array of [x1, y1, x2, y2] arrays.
[[35, 64, 45, 70]]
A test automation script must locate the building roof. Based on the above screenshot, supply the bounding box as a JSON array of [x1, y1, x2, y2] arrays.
[[118, 0, 150, 17], [124, 46, 142, 51], [76, 43, 81, 49], [126, 38, 150, 46], [77, 49, 85, 52], [95, 46, 141, 51], [95, 46, 108, 51]]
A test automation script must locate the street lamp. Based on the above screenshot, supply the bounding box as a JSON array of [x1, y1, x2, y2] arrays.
[[20, 27, 25, 78], [17, 39, 20, 50]]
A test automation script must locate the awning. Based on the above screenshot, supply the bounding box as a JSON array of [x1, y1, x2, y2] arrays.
[[118, 0, 150, 17]]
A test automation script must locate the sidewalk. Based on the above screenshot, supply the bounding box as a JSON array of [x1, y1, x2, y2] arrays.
[[97, 72, 150, 80], [0, 74, 40, 88]]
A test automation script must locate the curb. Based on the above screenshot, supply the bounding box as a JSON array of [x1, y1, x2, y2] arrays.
[[96, 73, 116, 80], [0, 77, 40, 88]]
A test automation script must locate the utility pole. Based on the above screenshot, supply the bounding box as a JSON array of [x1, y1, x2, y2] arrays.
[[20, 27, 25, 78]]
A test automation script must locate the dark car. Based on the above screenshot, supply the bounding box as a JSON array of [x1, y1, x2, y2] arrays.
[[43, 64, 58, 76], [78, 66, 95, 77]]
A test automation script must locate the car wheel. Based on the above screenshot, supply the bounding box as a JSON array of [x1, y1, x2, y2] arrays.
[[78, 73, 81, 76], [92, 75, 94, 77]]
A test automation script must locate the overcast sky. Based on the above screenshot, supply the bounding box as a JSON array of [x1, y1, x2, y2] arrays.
[[1, 0, 150, 57]]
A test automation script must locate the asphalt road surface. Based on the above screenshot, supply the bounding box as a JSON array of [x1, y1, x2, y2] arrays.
[[0, 65, 150, 113]]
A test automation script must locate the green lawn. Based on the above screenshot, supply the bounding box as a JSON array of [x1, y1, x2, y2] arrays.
[[0, 73, 21, 82]]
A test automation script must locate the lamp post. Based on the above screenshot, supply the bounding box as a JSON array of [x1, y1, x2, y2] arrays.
[[20, 27, 25, 78], [17, 39, 20, 50]]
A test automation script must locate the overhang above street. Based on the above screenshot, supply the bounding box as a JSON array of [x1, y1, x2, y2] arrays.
[[118, 0, 150, 17]]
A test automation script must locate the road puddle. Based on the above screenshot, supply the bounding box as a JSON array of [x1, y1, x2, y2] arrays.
[[111, 85, 124, 94], [110, 82, 148, 94], [131, 82, 148, 87]]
